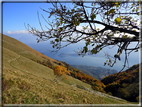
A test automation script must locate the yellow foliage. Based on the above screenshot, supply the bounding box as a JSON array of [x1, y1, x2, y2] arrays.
[[65, 76, 68, 80], [115, 17, 122, 24], [54, 65, 70, 76]]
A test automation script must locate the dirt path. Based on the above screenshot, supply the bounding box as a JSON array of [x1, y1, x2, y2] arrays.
[[3, 40, 29, 63]]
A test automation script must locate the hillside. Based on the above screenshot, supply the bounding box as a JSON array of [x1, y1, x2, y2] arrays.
[[2, 34, 134, 104], [72, 65, 117, 80], [101, 63, 140, 102]]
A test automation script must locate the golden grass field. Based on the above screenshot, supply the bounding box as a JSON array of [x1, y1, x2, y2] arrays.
[[2, 34, 137, 106]]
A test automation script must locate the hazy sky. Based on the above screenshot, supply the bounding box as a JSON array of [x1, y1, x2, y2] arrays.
[[2, 2, 140, 71]]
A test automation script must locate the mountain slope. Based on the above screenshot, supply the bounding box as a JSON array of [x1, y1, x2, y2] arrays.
[[101, 63, 140, 102], [2, 34, 132, 104], [72, 65, 117, 80]]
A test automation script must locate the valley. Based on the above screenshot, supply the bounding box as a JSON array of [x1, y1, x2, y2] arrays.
[[72, 65, 118, 80]]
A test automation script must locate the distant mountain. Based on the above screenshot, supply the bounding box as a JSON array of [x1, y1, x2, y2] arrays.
[[71, 65, 118, 80], [101, 63, 140, 102]]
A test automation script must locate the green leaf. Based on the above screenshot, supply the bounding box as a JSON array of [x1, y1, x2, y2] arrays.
[[83, 46, 88, 53], [90, 13, 96, 20], [67, 10, 70, 13], [60, 37, 62, 41], [105, 12, 109, 15], [125, 21, 129, 24], [78, 17, 83, 22], [60, 21, 63, 25], [136, 8, 138, 12], [92, 44, 94, 46], [71, 9, 75, 12], [55, 39, 59, 42], [91, 50, 97, 54], [86, 42, 89, 46], [135, 49, 138, 52], [60, 17, 63, 21], [109, 9, 115, 13]]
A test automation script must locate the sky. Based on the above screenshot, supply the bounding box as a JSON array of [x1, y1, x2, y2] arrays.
[[2, 1, 141, 72]]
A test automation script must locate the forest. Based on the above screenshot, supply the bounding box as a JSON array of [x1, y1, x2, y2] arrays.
[[101, 63, 140, 102]]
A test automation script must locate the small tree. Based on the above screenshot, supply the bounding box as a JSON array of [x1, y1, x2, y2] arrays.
[[53, 65, 70, 83]]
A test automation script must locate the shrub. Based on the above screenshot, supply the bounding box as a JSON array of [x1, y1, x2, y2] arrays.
[[53, 65, 70, 83], [107, 92, 112, 95]]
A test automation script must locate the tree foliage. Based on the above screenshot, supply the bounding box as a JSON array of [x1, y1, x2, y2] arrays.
[[70, 69, 105, 92], [53, 65, 70, 83], [26, 0, 141, 71], [101, 63, 139, 102]]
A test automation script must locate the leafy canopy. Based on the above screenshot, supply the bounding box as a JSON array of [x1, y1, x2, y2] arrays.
[[26, 0, 141, 71], [53, 65, 70, 82]]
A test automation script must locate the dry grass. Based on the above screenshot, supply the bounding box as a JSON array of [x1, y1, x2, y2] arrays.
[[2, 34, 132, 104]]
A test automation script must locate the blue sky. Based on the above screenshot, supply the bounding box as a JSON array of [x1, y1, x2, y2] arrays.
[[3, 2, 52, 32], [2, 2, 140, 71]]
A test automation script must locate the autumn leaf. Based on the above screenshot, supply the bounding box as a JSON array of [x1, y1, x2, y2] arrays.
[[97, 28, 99, 31], [37, 40, 40, 43], [59, 28, 62, 32], [115, 2, 119, 7], [123, 35, 127, 38], [115, 17, 122, 24]]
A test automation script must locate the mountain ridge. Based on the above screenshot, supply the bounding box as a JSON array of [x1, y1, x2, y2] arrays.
[[71, 65, 118, 80]]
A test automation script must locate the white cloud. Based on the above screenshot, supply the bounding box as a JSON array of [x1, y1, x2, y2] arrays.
[[5, 30, 29, 34]]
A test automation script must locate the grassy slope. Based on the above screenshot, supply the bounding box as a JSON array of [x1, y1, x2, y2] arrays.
[[2, 34, 132, 104]]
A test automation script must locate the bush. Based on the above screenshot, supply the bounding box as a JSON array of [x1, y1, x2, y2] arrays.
[[107, 92, 112, 95]]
